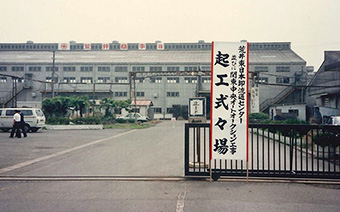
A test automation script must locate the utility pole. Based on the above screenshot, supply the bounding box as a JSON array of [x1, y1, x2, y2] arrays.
[[133, 73, 137, 124], [51, 51, 56, 98], [92, 82, 96, 117]]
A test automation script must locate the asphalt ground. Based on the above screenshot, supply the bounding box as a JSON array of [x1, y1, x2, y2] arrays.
[[0, 121, 339, 212]]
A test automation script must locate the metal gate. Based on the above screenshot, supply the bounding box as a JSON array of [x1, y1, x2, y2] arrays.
[[185, 123, 340, 179]]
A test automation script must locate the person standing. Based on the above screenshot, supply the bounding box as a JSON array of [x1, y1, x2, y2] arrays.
[[19, 111, 27, 137], [9, 110, 21, 138]]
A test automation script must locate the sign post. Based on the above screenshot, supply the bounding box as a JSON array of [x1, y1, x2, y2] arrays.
[[210, 41, 249, 182]]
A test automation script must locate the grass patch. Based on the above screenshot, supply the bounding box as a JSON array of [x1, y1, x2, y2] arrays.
[[103, 120, 161, 129]]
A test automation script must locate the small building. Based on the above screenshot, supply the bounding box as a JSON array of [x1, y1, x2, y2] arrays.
[[130, 100, 153, 119]]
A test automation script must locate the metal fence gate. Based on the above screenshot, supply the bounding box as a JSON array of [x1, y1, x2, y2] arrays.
[[185, 123, 340, 179]]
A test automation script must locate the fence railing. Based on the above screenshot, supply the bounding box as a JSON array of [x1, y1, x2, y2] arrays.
[[185, 123, 340, 179]]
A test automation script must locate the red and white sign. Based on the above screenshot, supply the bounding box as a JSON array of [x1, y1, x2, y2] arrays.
[[58, 43, 70, 50], [84, 43, 91, 50], [139, 43, 146, 50], [102, 43, 110, 50], [157, 43, 164, 50], [120, 43, 128, 50], [210, 42, 249, 160]]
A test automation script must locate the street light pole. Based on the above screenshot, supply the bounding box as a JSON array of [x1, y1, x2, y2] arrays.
[[51, 51, 56, 98]]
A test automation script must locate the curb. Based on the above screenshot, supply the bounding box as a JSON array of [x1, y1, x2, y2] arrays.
[[46, 125, 103, 130]]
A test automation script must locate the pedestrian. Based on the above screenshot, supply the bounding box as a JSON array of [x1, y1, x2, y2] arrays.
[[19, 111, 27, 137], [9, 110, 21, 138]]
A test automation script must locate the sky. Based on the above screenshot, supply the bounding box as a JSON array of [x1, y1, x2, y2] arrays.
[[1, 0, 339, 69]]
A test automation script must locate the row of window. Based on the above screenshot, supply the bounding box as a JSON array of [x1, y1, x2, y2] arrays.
[[0, 66, 209, 72], [254, 66, 291, 72], [0, 43, 212, 51], [0, 76, 211, 84], [255, 77, 290, 84]]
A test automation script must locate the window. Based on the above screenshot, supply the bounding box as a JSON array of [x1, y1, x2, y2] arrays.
[[150, 66, 162, 72], [0, 66, 7, 71], [167, 67, 180, 71], [80, 77, 93, 83], [184, 77, 197, 83], [150, 77, 162, 83], [46, 67, 59, 72], [256, 77, 268, 83], [97, 66, 110, 72], [276, 77, 290, 84], [12, 66, 24, 71], [45, 77, 52, 82], [185, 66, 198, 71], [28, 67, 41, 72], [201, 66, 211, 71], [0, 77, 7, 83], [167, 77, 179, 83], [115, 66, 128, 72], [63, 67, 76, 72], [63, 77, 77, 83], [115, 92, 127, 97], [136, 91, 145, 97], [166, 108, 173, 113], [276, 66, 290, 72], [97, 77, 110, 83], [80, 66, 93, 72], [255, 66, 268, 72], [132, 66, 145, 72], [154, 108, 162, 113], [167, 92, 179, 97], [6, 110, 15, 116], [202, 77, 211, 83], [21, 110, 33, 116], [14, 78, 24, 83], [115, 77, 128, 83], [137, 77, 144, 83]]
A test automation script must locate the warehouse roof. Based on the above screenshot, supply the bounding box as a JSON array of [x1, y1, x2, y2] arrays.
[[0, 49, 305, 64]]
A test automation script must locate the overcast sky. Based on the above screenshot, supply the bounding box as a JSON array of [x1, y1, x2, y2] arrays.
[[1, 0, 339, 69]]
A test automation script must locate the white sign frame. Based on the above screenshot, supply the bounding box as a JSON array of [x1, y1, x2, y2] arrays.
[[210, 41, 249, 161]]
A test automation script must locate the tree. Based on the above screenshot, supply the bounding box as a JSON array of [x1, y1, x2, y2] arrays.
[[42, 96, 70, 117], [69, 95, 90, 117], [99, 97, 115, 117]]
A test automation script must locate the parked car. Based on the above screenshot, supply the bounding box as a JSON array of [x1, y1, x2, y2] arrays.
[[0, 108, 46, 132], [117, 113, 149, 123], [327, 116, 340, 125]]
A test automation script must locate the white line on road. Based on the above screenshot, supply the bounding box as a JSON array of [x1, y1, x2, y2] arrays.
[[0, 130, 137, 174], [176, 183, 187, 212]]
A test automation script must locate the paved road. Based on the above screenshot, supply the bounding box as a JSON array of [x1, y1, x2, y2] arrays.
[[0, 180, 339, 212], [0, 120, 184, 176], [1, 121, 340, 212]]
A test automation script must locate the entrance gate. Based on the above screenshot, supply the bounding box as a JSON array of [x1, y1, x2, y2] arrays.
[[185, 123, 340, 179]]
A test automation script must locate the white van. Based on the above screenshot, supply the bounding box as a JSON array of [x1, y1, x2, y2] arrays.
[[0, 108, 46, 132]]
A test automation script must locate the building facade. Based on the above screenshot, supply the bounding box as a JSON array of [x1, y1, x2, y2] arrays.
[[0, 41, 306, 118]]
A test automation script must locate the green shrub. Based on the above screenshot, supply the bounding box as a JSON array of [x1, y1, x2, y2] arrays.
[[116, 119, 127, 123], [128, 119, 135, 123], [46, 117, 70, 125], [249, 113, 269, 120], [72, 117, 102, 125]]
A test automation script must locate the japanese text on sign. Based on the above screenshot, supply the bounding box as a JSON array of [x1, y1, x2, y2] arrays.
[[211, 42, 249, 160]]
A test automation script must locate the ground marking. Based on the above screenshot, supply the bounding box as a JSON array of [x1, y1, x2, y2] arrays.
[[176, 183, 187, 212], [0, 130, 137, 174]]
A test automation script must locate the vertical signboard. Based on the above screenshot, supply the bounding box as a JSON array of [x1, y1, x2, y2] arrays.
[[250, 87, 259, 113], [210, 42, 249, 160], [189, 97, 206, 117]]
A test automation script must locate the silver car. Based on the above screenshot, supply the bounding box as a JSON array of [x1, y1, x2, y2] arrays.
[[117, 113, 150, 122]]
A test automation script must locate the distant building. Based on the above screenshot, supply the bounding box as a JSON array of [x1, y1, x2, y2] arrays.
[[307, 51, 340, 121], [0, 41, 306, 118]]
